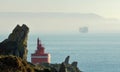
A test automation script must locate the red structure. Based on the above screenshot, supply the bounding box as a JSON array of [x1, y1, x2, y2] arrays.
[[31, 38, 50, 64]]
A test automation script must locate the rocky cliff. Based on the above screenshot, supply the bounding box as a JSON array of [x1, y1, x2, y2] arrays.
[[40, 56, 82, 72], [0, 24, 81, 72], [0, 55, 34, 72], [0, 24, 29, 60]]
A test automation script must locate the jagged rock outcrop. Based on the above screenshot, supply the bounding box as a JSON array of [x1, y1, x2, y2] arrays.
[[60, 56, 81, 72], [0, 55, 34, 72], [64, 56, 70, 64], [41, 56, 82, 72], [72, 61, 78, 67], [0, 24, 29, 60], [59, 62, 67, 72]]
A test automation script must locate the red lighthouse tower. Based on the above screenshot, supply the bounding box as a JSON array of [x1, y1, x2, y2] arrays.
[[31, 38, 50, 64]]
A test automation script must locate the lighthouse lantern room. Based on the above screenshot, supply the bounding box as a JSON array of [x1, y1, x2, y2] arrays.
[[31, 38, 50, 64]]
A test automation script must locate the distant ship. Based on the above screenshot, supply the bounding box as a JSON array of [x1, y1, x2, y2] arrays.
[[79, 27, 88, 33]]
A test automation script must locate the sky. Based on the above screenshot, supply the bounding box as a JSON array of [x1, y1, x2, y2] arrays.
[[0, 0, 120, 19], [0, 0, 120, 32]]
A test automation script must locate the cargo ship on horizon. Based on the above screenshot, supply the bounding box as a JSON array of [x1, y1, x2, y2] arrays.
[[79, 26, 88, 33]]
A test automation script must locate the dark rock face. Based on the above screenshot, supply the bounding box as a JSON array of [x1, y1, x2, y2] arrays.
[[64, 56, 70, 64], [0, 55, 34, 72], [59, 56, 81, 72], [39, 56, 82, 72], [72, 61, 78, 67], [59, 62, 67, 72], [0, 24, 29, 60]]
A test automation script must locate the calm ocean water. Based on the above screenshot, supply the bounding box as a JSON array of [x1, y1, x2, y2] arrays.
[[1, 33, 120, 72]]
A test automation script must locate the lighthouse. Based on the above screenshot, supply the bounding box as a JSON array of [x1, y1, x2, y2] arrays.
[[31, 38, 50, 64]]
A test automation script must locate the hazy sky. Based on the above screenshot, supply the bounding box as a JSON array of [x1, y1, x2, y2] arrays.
[[0, 0, 120, 19], [0, 0, 120, 34]]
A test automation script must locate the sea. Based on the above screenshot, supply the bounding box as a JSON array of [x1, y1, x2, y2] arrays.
[[1, 33, 120, 72]]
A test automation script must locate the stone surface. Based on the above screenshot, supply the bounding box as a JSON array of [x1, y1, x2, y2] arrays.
[[61, 56, 81, 72], [0, 24, 29, 60], [59, 62, 67, 72], [0, 55, 34, 72], [71, 61, 78, 67], [64, 56, 70, 64]]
